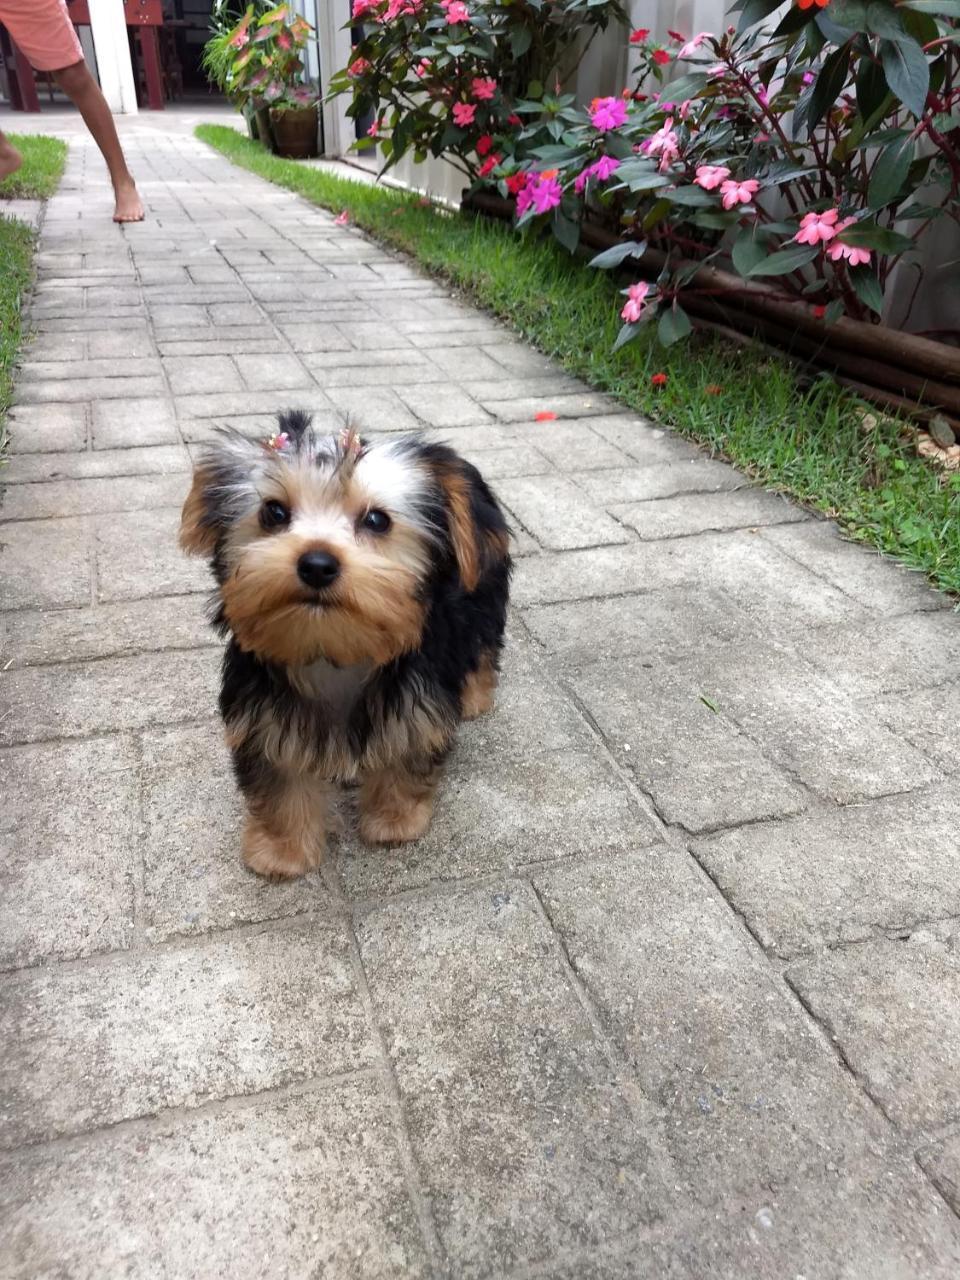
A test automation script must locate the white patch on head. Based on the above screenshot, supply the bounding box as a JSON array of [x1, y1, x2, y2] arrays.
[[353, 438, 434, 532]]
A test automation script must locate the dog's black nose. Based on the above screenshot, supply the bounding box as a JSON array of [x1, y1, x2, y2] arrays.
[[297, 550, 340, 590]]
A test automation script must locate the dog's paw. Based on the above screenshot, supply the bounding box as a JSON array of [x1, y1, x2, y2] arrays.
[[242, 819, 323, 879], [358, 798, 433, 846]]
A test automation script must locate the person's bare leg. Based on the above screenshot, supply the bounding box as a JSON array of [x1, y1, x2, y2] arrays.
[[0, 131, 23, 184], [51, 60, 144, 222]]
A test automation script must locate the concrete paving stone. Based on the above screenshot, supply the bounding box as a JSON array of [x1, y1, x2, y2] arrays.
[[306, 361, 447, 389], [0, 517, 91, 609], [693, 784, 960, 956], [158, 334, 286, 357], [534, 854, 889, 1195], [0, 647, 219, 745], [85, 285, 142, 309], [14, 375, 166, 405], [761, 520, 949, 615], [0, 737, 136, 970], [426, 347, 507, 381], [334, 321, 414, 350], [4, 403, 87, 454], [479, 342, 558, 376], [514, 420, 631, 472], [145, 288, 247, 308], [694, 641, 941, 804], [357, 885, 673, 1275], [545, 1159, 960, 1279], [874, 680, 960, 773], [92, 397, 179, 448], [511, 542, 688, 607], [404, 324, 507, 348], [150, 304, 212, 329], [578, 459, 744, 504], [86, 329, 156, 359], [162, 355, 240, 395], [454, 443, 549, 480], [502, 512, 540, 555], [393, 385, 491, 428], [921, 1134, 960, 1218], [35, 315, 148, 336], [141, 722, 332, 941], [237, 352, 315, 391], [138, 265, 192, 285], [187, 263, 239, 284], [612, 488, 808, 540], [95, 506, 208, 602], [23, 332, 87, 360], [278, 322, 354, 353], [4, 444, 189, 485], [0, 473, 188, 522], [787, 930, 960, 1133], [584, 415, 703, 465], [494, 474, 632, 550], [325, 388, 421, 432], [182, 414, 280, 444], [175, 390, 334, 420], [0, 920, 376, 1148], [417, 423, 520, 451], [0, 1076, 429, 1280], [0, 596, 218, 668], [482, 394, 625, 423], [16, 358, 160, 384], [803, 612, 960, 700], [569, 652, 807, 832]]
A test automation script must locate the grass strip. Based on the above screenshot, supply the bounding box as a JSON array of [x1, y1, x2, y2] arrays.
[[0, 134, 67, 200], [197, 122, 960, 597], [0, 216, 36, 456]]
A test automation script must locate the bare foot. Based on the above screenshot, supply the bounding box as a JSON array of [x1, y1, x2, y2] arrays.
[[0, 137, 23, 185], [113, 177, 144, 223]]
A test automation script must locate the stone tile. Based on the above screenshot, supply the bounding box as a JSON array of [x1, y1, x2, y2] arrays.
[[394, 385, 491, 428], [162, 355, 239, 395], [874, 680, 960, 773], [0, 921, 376, 1148], [417, 424, 520, 452], [0, 597, 218, 668], [86, 329, 156, 359], [761, 521, 949, 615], [578, 460, 744, 504], [325, 388, 421, 432], [303, 348, 431, 372], [150, 304, 211, 329], [0, 517, 91, 609], [787, 930, 960, 1132], [0, 474, 188, 521], [95, 506, 208, 601], [238, 353, 315, 391], [511, 542, 687, 607], [17, 358, 160, 384], [333, 320, 415, 350], [512, 420, 629, 472], [0, 648, 219, 745], [585, 415, 703, 465], [613, 488, 808, 541], [479, 342, 557, 376], [141, 722, 332, 941], [14, 375, 166, 405], [693, 785, 960, 956], [4, 445, 189, 484], [921, 1134, 960, 1218], [278, 321, 353, 353], [92, 398, 179, 449], [494, 475, 630, 550], [175, 390, 334, 421], [357, 885, 672, 1275], [570, 653, 806, 833], [481, 392, 622, 421], [426, 346, 506, 380], [0, 1076, 429, 1280], [454, 444, 548, 480], [4, 403, 87, 453], [535, 854, 888, 1194], [803, 613, 960, 700], [0, 737, 136, 970], [304, 361, 446, 388]]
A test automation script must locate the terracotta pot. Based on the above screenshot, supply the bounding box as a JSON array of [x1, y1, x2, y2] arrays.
[[269, 105, 319, 159]]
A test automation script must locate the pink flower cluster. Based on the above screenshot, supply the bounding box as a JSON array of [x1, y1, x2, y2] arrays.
[[472, 76, 497, 101], [589, 96, 628, 132], [641, 117, 678, 169], [794, 209, 871, 264], [516, 171, 563, 216], [440, 0, 470, 23], [574, 154, 620, 193], [693, 164, 730, 190], [720, 178, 758, 209], [347, 57, 371, 78], [620, 281, 651, 323], [452, 101, 476, 127]]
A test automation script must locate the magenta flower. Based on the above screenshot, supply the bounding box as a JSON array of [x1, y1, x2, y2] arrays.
[[589, 96, 628, 132], [517, 172, 563, 216], [620, 281, 651, 323], [677, 32, 713, 58], [720, 178, 759, 209], [828, 219, 871, 266], [452, 102, 477, 127], [574, 154, 621, 193], [444, 0, 470, 22], [794, 208, 839, 246], [471, 77, 497, 101], [694, 164, 731, 191], [802, 71, 815, 85]]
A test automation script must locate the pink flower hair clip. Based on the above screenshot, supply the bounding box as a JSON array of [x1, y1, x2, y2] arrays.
[[266, 430, 290, 452]]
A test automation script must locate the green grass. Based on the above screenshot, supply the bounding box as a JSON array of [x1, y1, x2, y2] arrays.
[[0, 215, 35, 454], [197, 122, 960, 598], [0, 134, 67, 200]]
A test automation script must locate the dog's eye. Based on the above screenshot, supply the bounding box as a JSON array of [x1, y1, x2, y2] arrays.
[[260, 499, 290, 530], [361, 509, 392, 534]]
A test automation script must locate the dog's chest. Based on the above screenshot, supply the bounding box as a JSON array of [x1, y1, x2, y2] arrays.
[[289, 659, 372, 721]]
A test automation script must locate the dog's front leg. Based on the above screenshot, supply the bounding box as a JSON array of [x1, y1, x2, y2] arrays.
[[237, 759, 332, 879], [358, 761, 441, 845]]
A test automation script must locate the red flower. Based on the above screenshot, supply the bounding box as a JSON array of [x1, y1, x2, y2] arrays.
[[813, 304, 827, 319], [704, 384, 723, 395], [535, 411, 557, 421], [652, 49, 671, 66], [477, 153, 501, 178], [667, 29, 686, 42], [476, 133, 494, 156], [629, 28, 650, 43], [651, 373, 668, 387], [507, 113, 522, 126], [797, 0, 830, 8], [505, 172, 528, 194]]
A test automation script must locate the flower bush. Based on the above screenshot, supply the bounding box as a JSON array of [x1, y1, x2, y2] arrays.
[[334, 0, 960, 347], [204, 2, 317, 112]]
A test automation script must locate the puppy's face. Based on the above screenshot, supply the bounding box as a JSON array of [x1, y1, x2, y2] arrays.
[[180, 414, 506, 668]]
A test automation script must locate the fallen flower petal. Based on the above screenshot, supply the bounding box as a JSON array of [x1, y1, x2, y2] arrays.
[[535, 411, 557, 421], [651, 372, 668, 387], [334, 211, 350, 225]]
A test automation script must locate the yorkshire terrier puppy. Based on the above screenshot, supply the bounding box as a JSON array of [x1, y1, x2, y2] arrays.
[[179, 411, 511, 879]]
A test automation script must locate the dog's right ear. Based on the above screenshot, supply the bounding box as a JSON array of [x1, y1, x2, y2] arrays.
[[179, 430, 262, 558]]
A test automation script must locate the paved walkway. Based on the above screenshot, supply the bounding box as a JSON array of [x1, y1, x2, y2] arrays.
[[2, 112, 960, 1278]]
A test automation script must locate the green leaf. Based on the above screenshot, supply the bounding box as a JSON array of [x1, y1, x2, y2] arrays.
[[735, 0, 787, 32], [658, 305, 693, 347], [849, 264, 884, 315], [900, 0, 960, 11], [625, 172, 673, 193], [868, 135, 913, 208], [588, 240, 648, 270], [510, 25, 532, 57], [865, 1, 906, 39], [807, 42, 852, 133], [552, 205, 580, 253], [837, 220, 914, 252], [824, 299, 845, 325], [666, 185, 717, 207], [880, 36, 929, 116], [856, 57, 889, 121], [531, 144, 581, 163], [527, 79, 544, 99], [827, 0, 869, 30], [748, 244, 820, 276], [732, 226, 769, 277], [612, 322, 641, 353]]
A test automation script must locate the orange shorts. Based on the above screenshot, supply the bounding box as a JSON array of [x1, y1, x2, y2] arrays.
[[0, 0, 84, 72]]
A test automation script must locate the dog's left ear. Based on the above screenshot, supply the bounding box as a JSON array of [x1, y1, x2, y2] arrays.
[[429, 447, 511, 591]]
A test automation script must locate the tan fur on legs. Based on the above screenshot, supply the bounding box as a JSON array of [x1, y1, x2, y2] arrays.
[[461, 652, 499, 720], [358, 765, 440, 845], [242, 773, 332, 879]]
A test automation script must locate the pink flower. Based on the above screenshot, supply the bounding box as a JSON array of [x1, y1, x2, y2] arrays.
[[414, 58, 431, 78], [620, 281, 651, 323], [471, 77, 497, 101], [352, 0, 377, 16], [677, 32, 713, 58], [347, 57, 371, 78], [477, 153, 501, 178], [445, 0, 469, 22], [794, 208, 840, 245], [384, 0, 422, 17], [517, 171, 563, 216], [694, 164, 731, 190], [828, 218, 871, 266], [367, 118, 383, 137], [574, 154, 621, 193], [589, 96, 628, 132], [641, 118, 679, 169], [802, 71, 815, 85], [720, 178, 759, 209], [333, 212, 349, 226], [452, 102, 477, 127]]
